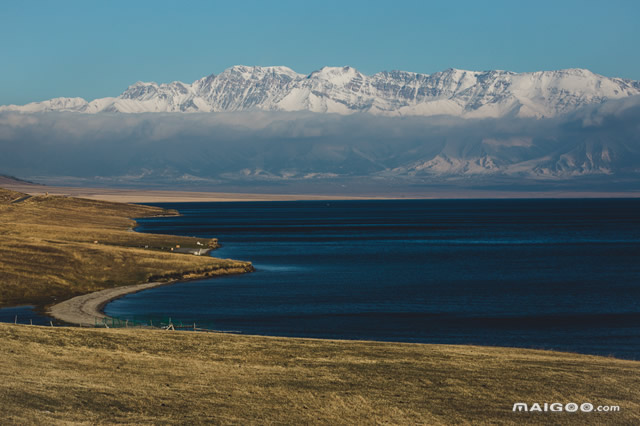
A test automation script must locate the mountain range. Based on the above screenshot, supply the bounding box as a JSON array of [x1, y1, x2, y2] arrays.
[[1, 66, 639, 192], [3, 65, 640, 119]]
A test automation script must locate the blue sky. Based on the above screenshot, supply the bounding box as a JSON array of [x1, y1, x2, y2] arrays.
[[2, 0, 639, 105]]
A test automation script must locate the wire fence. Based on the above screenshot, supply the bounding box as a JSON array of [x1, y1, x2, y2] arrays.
[[93, 316, 208, 331], [8, 313, 240, 333]]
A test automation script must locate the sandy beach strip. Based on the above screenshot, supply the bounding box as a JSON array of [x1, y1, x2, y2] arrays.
[[47, 282, 171, 326], [2, 183, 382, 203], [4, 182, 640, 203]]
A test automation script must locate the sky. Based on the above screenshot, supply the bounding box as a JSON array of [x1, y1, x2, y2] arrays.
[[1, 0, 639, 105]]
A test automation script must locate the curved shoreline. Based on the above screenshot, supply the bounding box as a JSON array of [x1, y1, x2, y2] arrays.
[[45, 220, 252, 326], [46, 261, 253, 326], [47, 281, 175, 326]]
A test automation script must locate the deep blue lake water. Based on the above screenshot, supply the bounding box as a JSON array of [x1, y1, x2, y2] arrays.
[[101, 199, 640, 359]]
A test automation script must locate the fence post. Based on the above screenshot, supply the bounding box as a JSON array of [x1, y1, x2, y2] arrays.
[[14, 315, 17, 325]]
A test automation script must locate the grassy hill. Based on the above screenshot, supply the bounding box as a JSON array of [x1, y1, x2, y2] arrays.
[[1, 324, 638, 425], [0, 187, 252, 308]]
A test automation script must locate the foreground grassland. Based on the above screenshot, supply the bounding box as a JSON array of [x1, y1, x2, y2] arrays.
[[1, 324, 639, 425], [0, 187, 252, 308]]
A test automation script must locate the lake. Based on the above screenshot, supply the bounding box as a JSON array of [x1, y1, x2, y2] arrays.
[[101, 199, 640, 360]]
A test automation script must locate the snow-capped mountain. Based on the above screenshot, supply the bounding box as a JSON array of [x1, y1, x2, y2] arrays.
[[2, 66, 639, 189], [3, 66, 640, 118]]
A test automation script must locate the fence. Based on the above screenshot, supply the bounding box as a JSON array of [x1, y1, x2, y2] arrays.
[[7, 314, 238, 333], [93, 316, 209, 331]]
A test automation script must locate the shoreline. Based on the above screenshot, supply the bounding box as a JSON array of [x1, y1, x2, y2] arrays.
[[46, 261, 254, 326], [2, 183, 390, 203], [4, 182, 640, 203], [47, 281, 176, 326], [2, 188, 252, 326]]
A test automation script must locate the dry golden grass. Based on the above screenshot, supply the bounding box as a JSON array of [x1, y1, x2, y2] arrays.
[[0, 187, 252, 308], [1, 323, 638, 425]]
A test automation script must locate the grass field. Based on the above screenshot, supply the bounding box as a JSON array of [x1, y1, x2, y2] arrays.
[[0, 187, 252, 308], [1, 324, 639, 425]]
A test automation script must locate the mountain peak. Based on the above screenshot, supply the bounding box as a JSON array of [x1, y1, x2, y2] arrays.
[[220, 65, 302, 79], [310, 66, 360, 77], [2, 65, 638, 118]]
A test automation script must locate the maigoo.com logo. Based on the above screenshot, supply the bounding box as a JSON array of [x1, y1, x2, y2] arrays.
[[512, 402, 620, 413]]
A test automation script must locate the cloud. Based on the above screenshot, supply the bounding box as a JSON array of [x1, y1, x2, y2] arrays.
[[0, 97, 639, 192], [482, 137, 533, 148]]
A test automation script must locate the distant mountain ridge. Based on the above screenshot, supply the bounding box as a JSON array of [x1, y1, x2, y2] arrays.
[[3, 66, 640, 118]]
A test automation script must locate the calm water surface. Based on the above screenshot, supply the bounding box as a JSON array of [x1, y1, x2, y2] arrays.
[[102, 199, 640, 359]]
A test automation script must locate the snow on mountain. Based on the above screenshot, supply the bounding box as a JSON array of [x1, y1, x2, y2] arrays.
[[193, 65, 304, 112], [0, 97, 89, 113], [3, 66, 639, 118]]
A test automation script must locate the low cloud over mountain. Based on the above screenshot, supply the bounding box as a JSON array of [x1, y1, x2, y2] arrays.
[[1, 94, 639, 194]]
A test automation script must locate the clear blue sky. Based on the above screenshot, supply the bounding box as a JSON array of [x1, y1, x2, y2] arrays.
[[2, 0, 639, 105]]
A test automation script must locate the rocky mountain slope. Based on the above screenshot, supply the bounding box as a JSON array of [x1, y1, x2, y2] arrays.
[[4, 66, 639, 118]]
